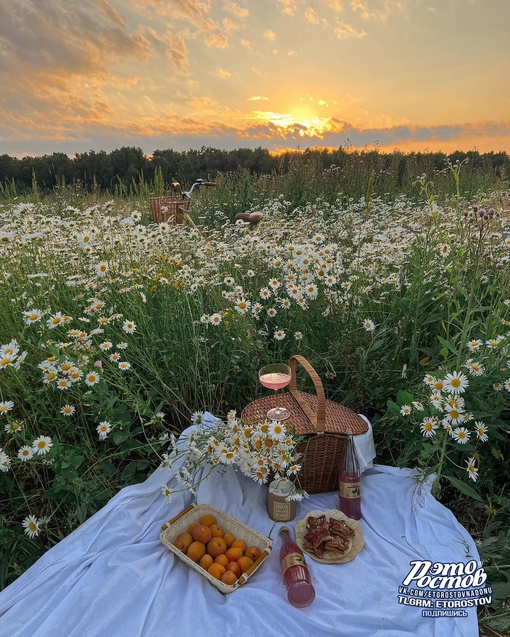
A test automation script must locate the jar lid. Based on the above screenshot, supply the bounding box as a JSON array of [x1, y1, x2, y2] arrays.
[[269, 478, 295, 496]]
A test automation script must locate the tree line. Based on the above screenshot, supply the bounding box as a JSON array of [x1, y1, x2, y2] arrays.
[[0, 145, 509, 197]]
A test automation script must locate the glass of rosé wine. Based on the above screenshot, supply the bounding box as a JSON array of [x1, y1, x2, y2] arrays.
[[259, 363, 292, 421]]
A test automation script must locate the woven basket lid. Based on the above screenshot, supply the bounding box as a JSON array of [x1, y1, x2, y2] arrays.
[[241, 355, 368, 436]]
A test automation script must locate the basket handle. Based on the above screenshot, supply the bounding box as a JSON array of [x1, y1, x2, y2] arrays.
[[288, 355, 326, 434], [161, 503, 196, 530]]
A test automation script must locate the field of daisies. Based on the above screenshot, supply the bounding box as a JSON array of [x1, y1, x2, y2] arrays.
[[0, 180, 509, 625]]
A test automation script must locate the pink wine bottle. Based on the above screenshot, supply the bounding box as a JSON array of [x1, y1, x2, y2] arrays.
[[338, 428, 362, 520], [279, 526, 316, 608]]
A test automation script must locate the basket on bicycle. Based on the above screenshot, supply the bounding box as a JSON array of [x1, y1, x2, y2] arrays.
[[241, 355, 369, 494], [149, 196, 189, 224]]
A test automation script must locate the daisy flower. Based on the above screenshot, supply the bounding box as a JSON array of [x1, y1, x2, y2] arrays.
[[97, 421, 112, 440], [22, 308, 44, 325], [32, 435, 53, 455], [84, 371, 100, 386], [412, 401, 424, 411], [122, 320, 137, 334], [475, 421, 488, 442], [267, 307, 278, 318], [430, 392, 443, 408], [465, 457, 479, 482], [443, 404, 464, 425], [161, 485, 173, 503], [274, 329, 286, 341], [56, 378, 71, 391], [234, 299, 250, 314], [18, 446, 34, 461], [466, 340, 482, 352], [209, 313, 223, 325], [400, 405, 412, 416], [22, 515, 41, 538], [362, 319, 376, 332], [294, 331, 303, 340], [259, 287, 272, 300], [0, 449, 11, 472], [99, 341, 113, 351], [0, 400, 14, 416], [452, 427, 470, 444], [485, 336, 502, 349], [267, 420, 287, 441], [464, 361, 485, 376], [96, 261, 109, 276], [443, 371, 469, 394], [4, 420, 23, 433], [437, 243, 451, 257], [420, 418, 438, 437], [60, 405, 75, 417], [46, 312, 66, 330], [118, 361, 131, 371], [109, 352, 121, 362], [117, 342, 128, 350]]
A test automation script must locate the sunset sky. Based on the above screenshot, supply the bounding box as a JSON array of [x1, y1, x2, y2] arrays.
[[1, 0, 510, 158]]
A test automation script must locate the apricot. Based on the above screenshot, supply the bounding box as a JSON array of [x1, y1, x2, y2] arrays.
[[191, 524, 212, 544], [188, 522, 201, 535], [209, 524, 224, 538], [199, 514, 216, 526], [223, 532, 235, 548], [187, 541, 206, 563], [237, 556, 254, 574], [221, 571, 238, 586], [231, 539, 246, 552], [225, 561, 242, 578], [225, 547, 243, 562], [199, 554, 214, 570], [173, 532, 193, 553], [207, 563, 226, 580], [214, 554, 229, 567], [244, 546, 261, 561], [207, 536, 227, 557]]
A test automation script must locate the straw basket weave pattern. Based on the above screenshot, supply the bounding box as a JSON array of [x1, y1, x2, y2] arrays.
[[149, 196, 189, 224], [160, 503, 272, 594], [241, 355, 368, 494]]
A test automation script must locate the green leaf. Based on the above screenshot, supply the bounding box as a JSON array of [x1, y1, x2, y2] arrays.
[[387, 399, 401, 415], [444, 475, 483, 502], [112, 430, 129, 444]]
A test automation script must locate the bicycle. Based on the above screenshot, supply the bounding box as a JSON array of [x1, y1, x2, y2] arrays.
[[149, 178, 216, 225]]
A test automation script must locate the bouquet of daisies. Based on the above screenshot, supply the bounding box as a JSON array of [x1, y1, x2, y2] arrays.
[[160, 410, 308, 502]]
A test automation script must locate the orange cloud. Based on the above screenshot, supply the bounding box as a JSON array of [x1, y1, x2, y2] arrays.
[[334, 21, 366, 38], [264, 29, 277, 41], [305, 8, 321, 24]]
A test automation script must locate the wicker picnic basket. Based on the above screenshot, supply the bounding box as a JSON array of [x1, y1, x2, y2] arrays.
[[149, 196, 189, 224], [241, 355, 368, 494], [160, 503, 272, 594]]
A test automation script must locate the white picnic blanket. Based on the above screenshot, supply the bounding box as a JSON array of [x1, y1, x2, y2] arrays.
[[0, 416, 483, 637]]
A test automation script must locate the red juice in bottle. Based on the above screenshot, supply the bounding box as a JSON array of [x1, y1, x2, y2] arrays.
[[338, 429, 361, 520], [279, 526, 315, 608]]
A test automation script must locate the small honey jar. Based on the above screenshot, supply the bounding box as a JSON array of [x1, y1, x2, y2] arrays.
[[267, 478, 297, 522]]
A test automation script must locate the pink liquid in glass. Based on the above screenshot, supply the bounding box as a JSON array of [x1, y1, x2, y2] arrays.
[[259, 372, 291, 390], [338, 472, 361, 520]]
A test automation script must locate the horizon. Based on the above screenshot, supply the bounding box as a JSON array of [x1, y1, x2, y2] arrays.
[[1, 1, 510, 159]]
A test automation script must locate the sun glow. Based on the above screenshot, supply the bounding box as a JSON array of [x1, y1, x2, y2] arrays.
[[251, 109, 335, 139]]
